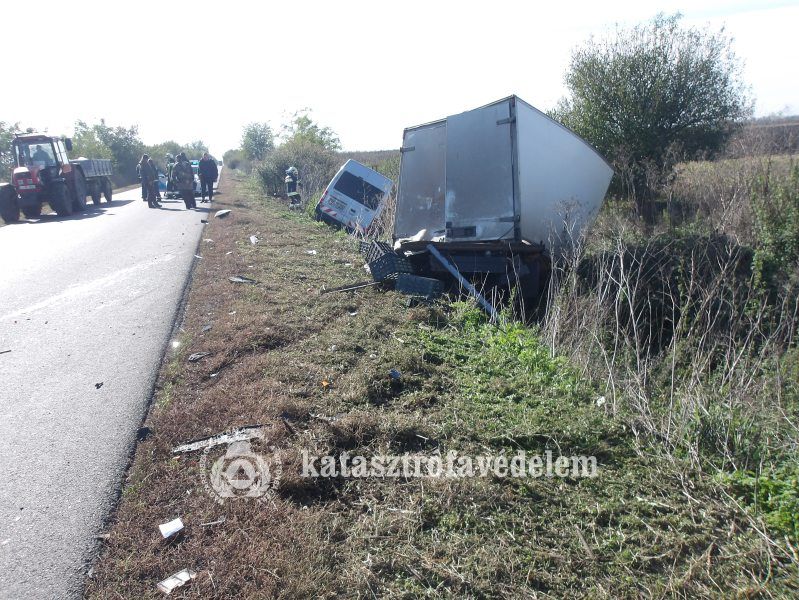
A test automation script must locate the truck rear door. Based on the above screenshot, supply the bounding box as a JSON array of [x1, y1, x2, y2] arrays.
[[444, 98, 515, 241]]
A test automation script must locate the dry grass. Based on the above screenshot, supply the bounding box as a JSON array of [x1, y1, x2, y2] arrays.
[[84, 172, 797, 598]]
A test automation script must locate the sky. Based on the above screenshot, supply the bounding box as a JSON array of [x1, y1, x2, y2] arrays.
[[2, 0, 797, 157]]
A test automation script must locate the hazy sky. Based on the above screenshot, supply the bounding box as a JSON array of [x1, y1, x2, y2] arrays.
[[3, 0, 797, 157]]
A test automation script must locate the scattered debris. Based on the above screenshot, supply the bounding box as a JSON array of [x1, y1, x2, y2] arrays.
[[202, 324, 212, 333], [596, 396, 606, 407], [389, 369, 402, 380], [94, 533, 110, 540], [94, 382, 103, 389], [193, 255, 202, 260], [305, 250, 318, 255], [157, 569, 196, 594], [188, 352, 211, 362], [349, 311, 359, 317], [321, 380, 331, 389], [249, 235, 259, 245], [329, 345, 337, 351], [171, 425, 265, 454], [214, 209, 231, 219], [203, 239, 214, 243], [137, 427, 153, 441], [199, 516, 226, 527], [158, 518, 184, 539], [0, 350, 10, 355], [229, 275, 258, 284], [200, 219, 208, 224]]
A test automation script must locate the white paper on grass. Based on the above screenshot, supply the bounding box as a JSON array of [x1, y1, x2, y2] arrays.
[[158, 517, 184, 539], [157, 568, 196, 594]]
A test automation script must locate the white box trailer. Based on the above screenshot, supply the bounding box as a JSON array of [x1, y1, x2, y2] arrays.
[[394, 95, 613, 257]]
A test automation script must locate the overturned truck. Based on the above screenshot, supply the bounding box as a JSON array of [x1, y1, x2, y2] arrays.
[[375, 95, 613, 306]]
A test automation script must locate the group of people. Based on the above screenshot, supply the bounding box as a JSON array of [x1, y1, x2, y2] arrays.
[[137, 152, 219, 209]]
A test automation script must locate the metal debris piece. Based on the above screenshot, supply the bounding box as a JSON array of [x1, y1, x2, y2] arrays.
[[188, 352, 211, 362], [199, 516, 226, 527], [157, 569, 196, 594], [171, 425, 265, 454], [193, 255, 202, 259], [320, 280, 381, 295], [306, 250, 318, 255], [203, 239, 214, 243], [214, 209, 232, 218], [200, 219, 208, 224], [202, 324, 212, 332], [159, 518, 184, 539], [0, 350, 10, 355], [427, 244, 498, 321], [389, 369, 402, 380], [349, 311, 359, 316], [94, 382, 103, 389], [249, 235, 259, 245], [229, 275, 258, 284]]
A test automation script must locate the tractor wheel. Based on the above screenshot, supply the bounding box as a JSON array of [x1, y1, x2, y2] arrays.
[[49, 182, 73, 216], [90, 182, 102, 205], [21, 205, 42, 219], [0, 184, 20, 223], [72, 170, 88, 212], [102, 178, 113, 203]]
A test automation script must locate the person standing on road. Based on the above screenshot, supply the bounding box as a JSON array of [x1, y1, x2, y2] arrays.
[[165, 154, 176, 198], [171, 152, 196, 209], [148, 156, 163, 203], [138, 154, 161, 209], [198, 152, 218, 203]]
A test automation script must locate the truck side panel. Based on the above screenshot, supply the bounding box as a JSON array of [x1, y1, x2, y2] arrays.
[[515, 99, 613, 254]]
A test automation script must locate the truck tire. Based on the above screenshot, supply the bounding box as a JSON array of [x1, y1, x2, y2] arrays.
[[71, 170, 88, 212], [0, 184, 20, 223], [22, 205, 42, 219], [102, 178, 113, 203], [90, 181, 102, 205], [49, 182, 73, 216]]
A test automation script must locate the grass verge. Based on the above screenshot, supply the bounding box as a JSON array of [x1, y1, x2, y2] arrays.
[[85, 172, 798, 598]]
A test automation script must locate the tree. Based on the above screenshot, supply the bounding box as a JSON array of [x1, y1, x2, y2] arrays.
[[553, 14, 751, 206], [280, 111, 340, 151], [0, 122, 19, 181], [73, 120, 144, 185], [241, 122, 274, 162]]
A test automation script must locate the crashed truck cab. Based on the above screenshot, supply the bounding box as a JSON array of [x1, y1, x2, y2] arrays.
[[389, 95, 614, 302]]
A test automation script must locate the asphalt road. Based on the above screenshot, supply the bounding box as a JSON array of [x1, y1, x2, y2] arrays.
[[0, 189, 212, 598]]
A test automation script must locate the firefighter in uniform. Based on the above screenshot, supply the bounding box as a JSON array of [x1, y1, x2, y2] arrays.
[[285, 166, 301, 209]]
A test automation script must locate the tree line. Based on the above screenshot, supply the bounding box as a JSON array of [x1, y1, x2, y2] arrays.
[[0, 119, 208, 186]]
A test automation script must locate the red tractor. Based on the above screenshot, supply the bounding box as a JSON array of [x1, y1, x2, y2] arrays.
[[0, 132, 113, 223]]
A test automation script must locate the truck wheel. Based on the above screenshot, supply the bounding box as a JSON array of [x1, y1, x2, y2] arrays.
[[49, 182, 74, 216], [22, 205, 42, 219], [90, 182, 102, 205], [0, 184, 20, 223], [102, 178, 113, 203], [72, 170, 88, 211]]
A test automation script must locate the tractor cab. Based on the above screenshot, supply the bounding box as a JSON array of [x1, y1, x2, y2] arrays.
[[11, 134, 73, 193]]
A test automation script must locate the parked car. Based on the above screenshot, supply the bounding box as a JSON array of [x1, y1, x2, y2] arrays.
[[315, 159, 393, 232]]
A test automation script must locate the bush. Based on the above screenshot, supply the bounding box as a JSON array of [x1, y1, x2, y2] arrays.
[[257, 139, 339, 208]]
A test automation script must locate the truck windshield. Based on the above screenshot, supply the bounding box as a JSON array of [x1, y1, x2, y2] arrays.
[[17, 142, 56, 167], [334, 171, 384, 210]]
